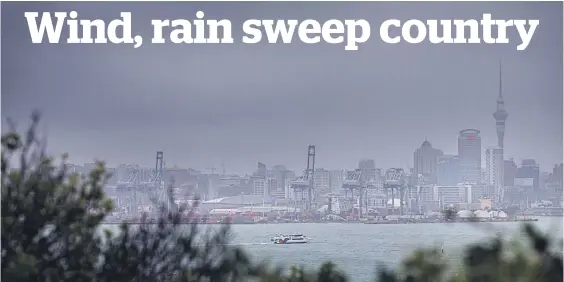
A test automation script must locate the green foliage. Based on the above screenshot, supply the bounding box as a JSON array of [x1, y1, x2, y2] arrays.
[[2, 113, 112, 281], [2, 114, 563, 282], [1, 113, 260, 282]]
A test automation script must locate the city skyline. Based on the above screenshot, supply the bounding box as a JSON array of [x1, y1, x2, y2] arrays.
[[2, 2, 562, 175], [65, 137, 560, 176]]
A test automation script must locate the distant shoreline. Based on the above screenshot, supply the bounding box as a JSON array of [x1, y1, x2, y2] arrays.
[[101, 218, 541, 225]]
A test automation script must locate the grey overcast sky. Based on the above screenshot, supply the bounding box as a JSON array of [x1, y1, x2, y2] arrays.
[[2, 2, 562, 175]]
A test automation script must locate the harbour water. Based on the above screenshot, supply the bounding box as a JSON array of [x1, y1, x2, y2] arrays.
[[101, 217, 562, 281], [228, 218, 563, 281]]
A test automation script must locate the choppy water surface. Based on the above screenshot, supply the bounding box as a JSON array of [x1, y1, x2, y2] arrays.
[[229, 218, 563, 282]]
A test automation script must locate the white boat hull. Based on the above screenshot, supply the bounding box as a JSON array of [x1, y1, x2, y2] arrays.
[[271, 234, 310, 244], [273, 239, 310, 244]]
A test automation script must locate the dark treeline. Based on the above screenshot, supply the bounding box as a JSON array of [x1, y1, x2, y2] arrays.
[[2, 114, 562, 282]]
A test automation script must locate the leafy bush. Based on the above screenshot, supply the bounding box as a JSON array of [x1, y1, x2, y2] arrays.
[[2, 114, 562, 282]]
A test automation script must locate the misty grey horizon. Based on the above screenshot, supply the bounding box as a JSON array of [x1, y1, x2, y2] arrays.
[[2, 2, 562, 175]]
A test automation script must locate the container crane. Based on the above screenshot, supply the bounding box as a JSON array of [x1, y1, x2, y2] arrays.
[[290, 145, 316, 214]]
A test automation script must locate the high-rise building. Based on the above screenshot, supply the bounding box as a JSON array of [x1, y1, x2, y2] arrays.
[[413, 140, 443, 184], [266, 177, 278, 197], [550, 164, 563, 184], [458, 129, 482, 184], [437, 155, 460, 186], [256, 162, 267, 178], [485, 147, 504, 203], [253, 177, 267, 197], [269, 165, 287, 198], [517, 159, 540, 190], [504, 159, 517, 186]]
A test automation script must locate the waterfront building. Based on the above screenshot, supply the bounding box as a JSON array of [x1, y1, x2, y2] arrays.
[[253, 177, 268, 197], [433, 183, 494, 211], [408, 184, 435, 213], [433, 185, 468, 209]]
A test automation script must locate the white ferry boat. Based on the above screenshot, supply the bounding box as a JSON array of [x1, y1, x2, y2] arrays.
[[271, 233, 310, 244]]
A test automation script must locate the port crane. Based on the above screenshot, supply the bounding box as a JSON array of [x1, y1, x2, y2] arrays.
[[118, 151, 174, 215], [341, 169, 368, 218], [383, 168, 407, 215], [290, 145, 316, 213]]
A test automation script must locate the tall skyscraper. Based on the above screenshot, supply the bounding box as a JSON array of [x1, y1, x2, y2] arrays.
[[493, 63, 508, 149], [485, 147, 504, 203], [458, 129, 482, 184], [437, 155, 460, 186], [413, 140, 443, 184]]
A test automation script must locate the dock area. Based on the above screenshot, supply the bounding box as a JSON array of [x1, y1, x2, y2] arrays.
[[363, 218, 539, 225], [102, 217, 540, 225]]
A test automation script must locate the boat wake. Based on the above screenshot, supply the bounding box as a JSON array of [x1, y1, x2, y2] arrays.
[[221, 241, 322, 246], [222, 242, 271, 246]]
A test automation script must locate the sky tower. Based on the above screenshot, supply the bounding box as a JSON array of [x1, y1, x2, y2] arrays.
[[493, 62, 508, 149]]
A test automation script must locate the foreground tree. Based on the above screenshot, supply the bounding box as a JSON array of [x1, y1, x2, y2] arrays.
[[376, 223, 563, 282], [2, 113, 111, 281], [1, 114, 259, 282], [2, 114, 562, 282]]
